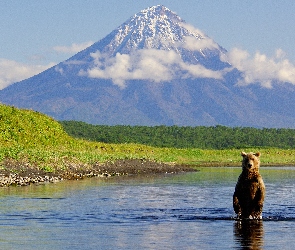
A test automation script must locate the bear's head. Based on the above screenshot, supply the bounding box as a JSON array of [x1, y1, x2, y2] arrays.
[[241, 152, 261, 172]]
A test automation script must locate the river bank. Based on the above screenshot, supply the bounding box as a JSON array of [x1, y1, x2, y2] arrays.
[[2, 105, 295, 187], [0, 159, 196, 187], [1, 157, 294, 187]]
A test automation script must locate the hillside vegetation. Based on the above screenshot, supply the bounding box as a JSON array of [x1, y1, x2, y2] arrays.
[[0, 104, 294, 175], [1, 104, 71, 147]]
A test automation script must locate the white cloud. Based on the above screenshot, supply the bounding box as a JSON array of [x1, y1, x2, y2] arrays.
[[0, 59, 55, 90], [179, 23, 206, 38], [3, 42, 293, 92], [180, 62, 223, 79], [221, 48, 295, 88], [55, 66, 64, 75], [0, 41, 94, 90], [181, 36, 219, 51], [64, 60, 85, 65], [80, 49, 223, 88], [83, 47, 295, 88], [178, 22, 220, 52], [53, 41, 94, 54]]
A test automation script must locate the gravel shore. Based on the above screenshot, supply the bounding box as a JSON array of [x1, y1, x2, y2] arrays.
[[0, 159, 196, 187]]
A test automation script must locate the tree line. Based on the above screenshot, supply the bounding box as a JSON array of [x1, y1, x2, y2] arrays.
[[59, 121, 295, 149]]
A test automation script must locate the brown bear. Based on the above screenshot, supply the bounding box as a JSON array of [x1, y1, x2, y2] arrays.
[[233, 152, 265, 219]]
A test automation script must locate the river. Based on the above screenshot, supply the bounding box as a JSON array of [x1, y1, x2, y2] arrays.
[[0, 166, 294, 249]]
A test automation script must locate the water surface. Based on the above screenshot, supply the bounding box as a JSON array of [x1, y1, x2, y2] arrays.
[[0, 166, 294, 249]]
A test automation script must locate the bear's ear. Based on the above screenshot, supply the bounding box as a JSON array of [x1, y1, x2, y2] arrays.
[[254, 152, 261, 157], [241, 152, 247, 157]]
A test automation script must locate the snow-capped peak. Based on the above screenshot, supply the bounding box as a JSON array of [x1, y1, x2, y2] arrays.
[[97, 5, 223, 58], [69, 5, 228, 73]]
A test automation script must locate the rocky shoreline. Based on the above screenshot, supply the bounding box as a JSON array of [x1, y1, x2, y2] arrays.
[[0, 159, 196, 187]]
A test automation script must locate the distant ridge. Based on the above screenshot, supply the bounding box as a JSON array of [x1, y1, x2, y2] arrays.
[[1, 5, 295, 128]]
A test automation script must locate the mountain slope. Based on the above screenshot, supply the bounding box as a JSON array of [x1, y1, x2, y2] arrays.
[[1, 5, 295, 128]]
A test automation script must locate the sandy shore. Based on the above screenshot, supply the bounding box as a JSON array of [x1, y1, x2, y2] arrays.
[[0, 159, 196, 187]]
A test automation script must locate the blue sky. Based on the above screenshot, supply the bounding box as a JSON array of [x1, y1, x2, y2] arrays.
[[1, 0, 295, 88]]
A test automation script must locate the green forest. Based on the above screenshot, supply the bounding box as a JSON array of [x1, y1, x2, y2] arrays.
[[60, 121, 295, 149]]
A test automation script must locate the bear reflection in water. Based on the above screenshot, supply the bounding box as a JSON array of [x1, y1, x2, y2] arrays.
[[233, 152, 266, 219], [234, 219, 264, 249]]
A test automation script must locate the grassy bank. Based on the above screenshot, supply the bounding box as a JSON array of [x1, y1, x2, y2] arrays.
[[1, 104, 294, 176]]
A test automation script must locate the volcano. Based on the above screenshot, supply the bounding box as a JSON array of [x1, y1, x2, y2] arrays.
[[1, 5, 295, 127]]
